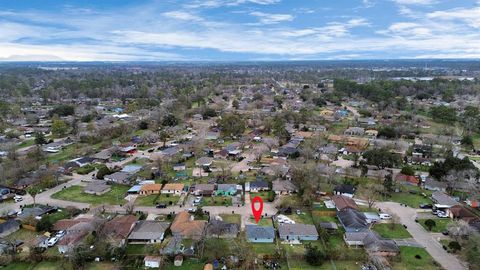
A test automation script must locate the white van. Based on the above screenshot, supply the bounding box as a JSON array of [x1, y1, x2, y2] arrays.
[[379, 213, 391, 220]]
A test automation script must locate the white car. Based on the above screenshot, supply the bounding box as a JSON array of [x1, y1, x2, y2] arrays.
[[437, 212, 448, 218], [14, 195, 23, 203], [47, 237, 59, 247], [379, 213, 391, 220], [55, 230, 65, 238]]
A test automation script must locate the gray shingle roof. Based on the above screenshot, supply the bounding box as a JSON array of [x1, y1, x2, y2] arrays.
[[278, 224, 318, 238], [128, 221, 170, 240], [246, 225, 275, 240]]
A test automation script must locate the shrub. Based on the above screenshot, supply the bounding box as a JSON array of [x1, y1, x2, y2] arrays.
[[415, 254, 422, 259]]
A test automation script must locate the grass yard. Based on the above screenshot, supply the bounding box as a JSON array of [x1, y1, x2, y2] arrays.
[[388, 191, 432, 208], [418, 218, 451, 233], [16, 139, 35, 149], [135, 194, 180, 206], [249, 216, 273, 226], [46, 144, 78, 163], [75, 164, 95, 175], [125, 244, 147, 255], [392, 246, 442, 270], [250, 191, 271, 202], [5, 228, 39, 242], [372, 223, 412, 239], [200, 196, 232, 206], [51, 184, 130, 205], [250, 242, 279, 256], [219, 214, 241, 225], [288, 211, 315, 225], [163, 260, 205, 270]]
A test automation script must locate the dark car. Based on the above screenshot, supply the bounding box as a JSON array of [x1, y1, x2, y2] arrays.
[[156, 203, 167, 208], [442, 230, 449, 235], [419, 203, 433, 209]]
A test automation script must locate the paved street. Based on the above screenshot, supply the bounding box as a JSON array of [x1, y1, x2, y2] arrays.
[[377, 201, 468, 270]]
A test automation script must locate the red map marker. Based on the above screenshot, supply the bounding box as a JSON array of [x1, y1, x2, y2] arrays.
[[251, 196, 264, 224]]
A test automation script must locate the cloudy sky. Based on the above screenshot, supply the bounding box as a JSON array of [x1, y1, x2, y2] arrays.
[[1, 0, 480, 61]]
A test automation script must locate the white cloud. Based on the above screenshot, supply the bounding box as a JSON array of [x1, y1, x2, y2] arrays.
[[427, 7, 480, 28], [393, 0, 437, 5], [249, 11, 293, 24], [162, 11, 203, 21]]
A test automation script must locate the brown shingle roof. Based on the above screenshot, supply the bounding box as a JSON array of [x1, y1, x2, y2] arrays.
[[140, 184, 162, 192], [332, 195, 358, 211], [170, 212, 207, 240], [103, 215, 138, 239]]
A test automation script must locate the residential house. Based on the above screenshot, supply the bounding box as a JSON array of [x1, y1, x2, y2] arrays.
[[64, 157, 94, 170], [278, 224, 318, 241], [447, 205, 479, 222], [333, 184, 356, 198], [173, 163, 186, 171], [365, 130, 378, 139], [144, 256, 162, 268], [196, 157, 213, 168], [0, 219, 20, 237], [139, 184, 162, 196], [332, 195, 359, 211], [424, 179, 448, 192], [344, 127, 365, 137], [206, 219, 240, 238], [431, 191, 459, 208], [272, 179, 298, 195], [121, 164, 142, 174], [170, 212, 207, 240], [102, 215, 138, 246], [161, 183, 184, 196], [104, 171, 133, 185], [58, 232, 86, 254], [128, 221, 171, 244], [84, 181, 111, 195], [345, 231, 399, 256], [91, 148, 113, 162], [248, 180, 270, 192], [245, 225, 275, 243], [193, 184, 215, 196], [395, 173, 420, 186], [215, 184, 239, 196], [337, 208, 368, 232]]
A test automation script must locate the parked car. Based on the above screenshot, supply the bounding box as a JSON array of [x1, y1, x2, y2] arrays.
[[187, 208, 196, 213], [437, 212, 448, 218], [55, 230, 65, 238], [14, 195, 23, 203], [47, 237, 59, 247], [156, 203, 167, 209], [419, 203, 433, 209], [379, 213, 391, 220]]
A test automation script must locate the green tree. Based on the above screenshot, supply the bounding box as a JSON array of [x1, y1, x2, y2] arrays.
[[34, 132, 47, 145], [96, 165, 111, 180], [51, 117, 69, 136], [363, 148, 401, 169], [36, 217, 53, 232], [401, 165, 415, 176], [448, 241, 461, 253], [27, 186, 41, 206], [162, 114, 178, 127], [218, 113, 246, 137], [383, 174, 394, 194], [461, 135, 474, 148], [429, 105, 457, 124], [304, 243, 326, 266], [465, 234, 480, 269], [267, 190, 275, 202], [425, 219, 436, 231], [232, 99, 239, 109]]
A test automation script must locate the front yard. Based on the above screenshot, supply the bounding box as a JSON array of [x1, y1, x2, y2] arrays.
[[388, 191, 432, 208], [372, 223, 412, 239], [392, 246, 442, 270], [200, 196, 232, 206], [51, 184, 130, 205], [418, 218, 451, 233], [134, 194, 180, 206]]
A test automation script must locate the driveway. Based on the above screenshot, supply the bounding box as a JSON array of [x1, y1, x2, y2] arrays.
[[377, 202, 467, 270]]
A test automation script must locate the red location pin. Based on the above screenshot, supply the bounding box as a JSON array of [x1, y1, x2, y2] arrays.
[[251, 196, 264, 224]]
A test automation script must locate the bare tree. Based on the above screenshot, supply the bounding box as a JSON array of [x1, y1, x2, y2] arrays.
[[358, 183, 381, 209], [123, 201, 135, 215], [448, 220, 475, 241]]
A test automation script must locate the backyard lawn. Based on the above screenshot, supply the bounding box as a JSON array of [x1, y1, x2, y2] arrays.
[[219, 214, 241, 225], [392, 247, 442, 270], [163, 260, 205, 270], [5, 228, 39, 242], [51, 184, 129, 205], [288, 211, 315, 225], [135, 194, 180, 206], [372, 223, 412, 239], [418, 218, 451, 233]]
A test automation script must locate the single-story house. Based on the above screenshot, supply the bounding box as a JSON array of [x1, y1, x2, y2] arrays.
[[215, 184, 238, 196], [121, 164, 142, 174], [193, 184, 215, 196], [249, 180, 270, 192], [395, 173, 419, 186], [245, 225, 275, 243], [196, 157, 213, 167], [127, 185, 142, 194], [91, 148, 113, 162], [431, 191, 459, 208], [161, 183, 184, 196], [344, 127, 365, 136], [170, 212, 207, 240], [345, 230, 399, 256], [104, 171, 133, 185], [0, 219, 20, 237], [332, 195, 359, 211], [58, 232, 86, 254], [337, 208, 368, 232], [144, 256, 162, 268], [206, 219, 240, 238], [447, 205, 478, 222], [424, 179, 448, 192], [128, 221, 171, 244], [173, 163, 186, 171], [272, 179, 298, 195], [102, 215, 138, 246], [333, 184, 355, 198], [278, 224, 318, 241], [139, 184, 162, 196], [84, 181, 111, 195]]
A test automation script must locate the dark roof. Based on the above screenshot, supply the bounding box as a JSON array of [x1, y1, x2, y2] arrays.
[[334, 184, 355, 195], [0, 219, 20, 234], [206, 220, 239, 237], [246, 225, 275, 239], [337, 209, 368, 231], [363, 231, 399, 253], [278, 224, 318, 238], [250, 180, 269, 189]]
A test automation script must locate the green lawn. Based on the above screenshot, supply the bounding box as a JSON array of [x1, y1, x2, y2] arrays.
[[418, 218, 451, 233], [219, 214, 241, 225], [5, 228, 38, 242], [51, 184, 129, 205], [393, 246, 442, 270], [248, 216, 273, 226], [135, 194, 180, 206], [46, 144, 78, 163], [388, 191, 432, 208], [372, 224, 412, 239], [75, 164, 95, 175], [200, 196, 232, 206], [163, 260, 205, 270], [125, 244, 147, 255], [16, 139, 35, 149], [250, 242, 279, 255], [288, 211, 315, 225]]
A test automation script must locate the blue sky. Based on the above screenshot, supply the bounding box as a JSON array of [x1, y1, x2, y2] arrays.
[[0, 0, 479, 61]]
